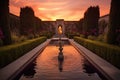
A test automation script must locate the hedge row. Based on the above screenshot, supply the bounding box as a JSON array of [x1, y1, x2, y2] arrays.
[[40, 32, 54, 39], [74, 36, 120, 68], [0, 36, 47, 68], [65, 33, 79, 39]]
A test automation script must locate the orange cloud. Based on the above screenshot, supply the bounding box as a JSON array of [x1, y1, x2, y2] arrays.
[[10, 0, 111, 21]]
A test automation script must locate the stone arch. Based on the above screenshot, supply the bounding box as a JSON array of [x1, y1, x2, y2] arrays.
[[55, 19, 65, 35], [58, 25, 63, 34]]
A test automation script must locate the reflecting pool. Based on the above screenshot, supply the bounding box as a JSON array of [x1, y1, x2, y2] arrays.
[[18, 41, 103, 80]]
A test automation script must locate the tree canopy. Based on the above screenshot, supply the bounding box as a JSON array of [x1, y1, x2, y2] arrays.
[[83, 6, 100, 37], [107, 0, 120, 45]]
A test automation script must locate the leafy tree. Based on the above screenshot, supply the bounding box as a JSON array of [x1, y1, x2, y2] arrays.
[[0, 0, 12, 45], [106, 0, 120, 45], [83, 6, 100, 37], [20, 6, 35, 37]]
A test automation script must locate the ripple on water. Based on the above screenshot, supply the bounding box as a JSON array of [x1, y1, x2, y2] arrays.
[[18, 45, 102, 80]]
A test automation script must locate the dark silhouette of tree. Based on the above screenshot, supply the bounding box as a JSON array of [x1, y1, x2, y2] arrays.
[[35, 17, 42, 34], [20, 6, 35, 37], [10, 13, 20, 36], [83, 6, 100, 37], [107, 0, 120, 45], [78, 18, 84, 34], [0, 0, 12, 45]]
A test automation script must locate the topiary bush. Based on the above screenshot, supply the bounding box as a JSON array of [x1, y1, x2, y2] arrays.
[[74, 36, 120, 69]]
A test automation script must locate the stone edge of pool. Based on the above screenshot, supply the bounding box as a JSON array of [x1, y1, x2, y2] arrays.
[[0, 38, 120, 80], [0, 39, 51, 80], [69, 39, 120, 80]]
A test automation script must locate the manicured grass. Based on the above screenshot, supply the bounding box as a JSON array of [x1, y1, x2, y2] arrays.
[[0, 36, 47, 68], [74, 36, 120, 68]]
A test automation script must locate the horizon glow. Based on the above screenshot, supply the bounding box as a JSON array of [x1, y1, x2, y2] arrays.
[[10, 0, 111, 21]]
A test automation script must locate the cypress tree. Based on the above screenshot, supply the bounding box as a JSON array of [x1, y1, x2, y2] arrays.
[[83, 6, 100, 37], [35, 17, 42, 34], [106, 0, 120, 45], [0, 0, 12, 45], [78, 18, 84, 34], [20, 6, 35, 37]]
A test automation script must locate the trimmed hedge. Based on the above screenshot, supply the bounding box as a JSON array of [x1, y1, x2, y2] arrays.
[[0, 36, 47, 68], [65, 33, 79, 39], [74, 36, 120, 68], [40, 32, 54, 39]]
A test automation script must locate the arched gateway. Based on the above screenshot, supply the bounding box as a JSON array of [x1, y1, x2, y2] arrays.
[[55, 19, 65, 35]]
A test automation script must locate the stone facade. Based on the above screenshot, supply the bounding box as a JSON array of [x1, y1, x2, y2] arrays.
[[42, 20, 78, 36], [99, 14, 109, 34]]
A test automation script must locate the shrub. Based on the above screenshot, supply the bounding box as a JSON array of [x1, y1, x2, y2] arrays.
[[11, 34, 28, 43], [0, 36, 47, 68], [40, 32, 54, 39], [66, 32, 79, 39], [87, 35, 97, 40], [74, 36, 120, 68], [80, 34, 85, 38], [0, 39, 3, 46], [19, 36, 28, 42], [11, 35, 20, 43], [34, 34, 40, 38], [27, 34, 34, 39], [97, 34, 104, 42]]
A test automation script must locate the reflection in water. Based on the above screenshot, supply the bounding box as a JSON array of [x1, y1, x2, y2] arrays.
[[58, 58, 64, 72], [19, 44, 103, 80], [23, 62, 36, 78], [58, 39, 64, 72], [83, 60, 95, 74]]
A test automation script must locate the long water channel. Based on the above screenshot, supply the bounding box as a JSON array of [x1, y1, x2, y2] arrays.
[[16, 40, 105, 80]]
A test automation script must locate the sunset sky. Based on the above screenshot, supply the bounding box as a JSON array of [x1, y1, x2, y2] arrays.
[[10, 0, 111, 21]]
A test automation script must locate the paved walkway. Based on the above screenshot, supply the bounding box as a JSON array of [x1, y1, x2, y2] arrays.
[[69, 39, 120, 80]]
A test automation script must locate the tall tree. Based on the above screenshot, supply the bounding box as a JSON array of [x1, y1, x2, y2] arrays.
[[106, 0, 120, 45], [0, 0, 12, 45], [83, 6, 100, 37], [35, 17, 42, 34], [78, 18, 84, 34], [20, 6, 35, 37]]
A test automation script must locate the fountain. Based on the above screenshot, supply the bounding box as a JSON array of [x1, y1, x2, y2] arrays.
[[14, 25, 105, 80]]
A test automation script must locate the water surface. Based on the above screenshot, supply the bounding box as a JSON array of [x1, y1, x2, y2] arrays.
[[19, 43, 102, 80]]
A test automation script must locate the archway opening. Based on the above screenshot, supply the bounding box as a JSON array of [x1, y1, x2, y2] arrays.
[[58, 25, 62, 35]]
